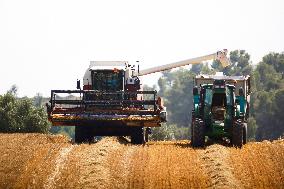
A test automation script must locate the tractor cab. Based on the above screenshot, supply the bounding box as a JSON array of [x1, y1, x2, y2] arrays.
[[211, 80, 235, 122], [199, 80, 235, 123]]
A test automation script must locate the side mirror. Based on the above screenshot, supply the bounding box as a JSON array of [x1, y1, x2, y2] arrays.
[[193, 86, 198, 96], [77, 80, 81, 89]]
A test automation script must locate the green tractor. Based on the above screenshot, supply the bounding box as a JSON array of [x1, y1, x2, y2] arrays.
[[191, 73, 251, 148]]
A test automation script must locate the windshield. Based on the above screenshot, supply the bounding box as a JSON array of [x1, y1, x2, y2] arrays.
[[205, 88, 212, 105], [91, 70, 123, 91], [226, 87, 233, 106]]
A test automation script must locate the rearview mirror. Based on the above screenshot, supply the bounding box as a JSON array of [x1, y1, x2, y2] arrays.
[[77, 80, 81, 89], [193, 86, 198, 95]]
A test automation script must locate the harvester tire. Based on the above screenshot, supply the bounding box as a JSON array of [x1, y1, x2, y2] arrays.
[[131, 127, 145, 145], [192, 119, 205, 147], [75, 126, 94, 144], [232, 120, 244, 148]]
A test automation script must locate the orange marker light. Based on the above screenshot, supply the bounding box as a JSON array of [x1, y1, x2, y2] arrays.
[[113, 68, 119, 73]]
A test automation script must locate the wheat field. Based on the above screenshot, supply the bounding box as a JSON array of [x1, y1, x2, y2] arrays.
[[0, 134, 283, 189]]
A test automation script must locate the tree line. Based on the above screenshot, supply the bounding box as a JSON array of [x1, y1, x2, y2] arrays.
[[0, 87, 50, 133]]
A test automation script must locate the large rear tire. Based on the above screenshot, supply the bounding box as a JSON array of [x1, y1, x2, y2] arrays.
[[191, 119, 194, 145], [192, 119, 205, 147], [131, 127, 145, 145], [75, 126, 94, 144], [232, 120, 244, 148]]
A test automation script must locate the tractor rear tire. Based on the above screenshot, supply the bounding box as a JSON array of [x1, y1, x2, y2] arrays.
[[192, 119, 205, 147], [131, 127, 145, 145], [232, 120, 244, 148], [75, 126, 94, 144], [191, 119, 194, 145]]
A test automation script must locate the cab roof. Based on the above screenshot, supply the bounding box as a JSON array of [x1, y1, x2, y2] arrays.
[[196, 74, 249, 81], [89, 61, 127, 70]]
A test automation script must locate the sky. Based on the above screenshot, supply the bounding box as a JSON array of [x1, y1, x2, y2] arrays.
[[0, 0, 283, 97]]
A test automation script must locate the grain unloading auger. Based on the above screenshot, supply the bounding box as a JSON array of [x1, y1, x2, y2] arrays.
[[46, 50, 230, 144], [138, 50, 230, 76]]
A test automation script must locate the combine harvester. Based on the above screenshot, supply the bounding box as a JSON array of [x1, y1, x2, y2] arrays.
[[47, 50, 230, 144]]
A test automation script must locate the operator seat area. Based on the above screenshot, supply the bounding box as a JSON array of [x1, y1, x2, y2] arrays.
[[211, 93, 226, 120]]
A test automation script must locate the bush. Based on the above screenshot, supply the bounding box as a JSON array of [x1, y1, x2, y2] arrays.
[[0, 92, 50, 133], [149, 124, 190, 141]]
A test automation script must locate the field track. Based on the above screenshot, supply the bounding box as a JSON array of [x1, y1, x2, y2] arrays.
[[0, 133, 284, 188]]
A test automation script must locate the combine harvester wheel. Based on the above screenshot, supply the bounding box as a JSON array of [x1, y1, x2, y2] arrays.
[[75, 126, 94, 143], [131, 127, 145, 145]]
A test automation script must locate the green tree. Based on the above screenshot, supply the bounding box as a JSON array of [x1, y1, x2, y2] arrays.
[[262, 52, 284, 74], [252, 52, 284, 140], [212, 50, 253, 76], [158, 68, 194, 127], [0, 92, 17, 132], [0, 86, 50, 133]]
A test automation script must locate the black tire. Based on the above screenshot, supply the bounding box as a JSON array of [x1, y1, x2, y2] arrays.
[[191, 119, 195, 145], [75, 126, 94, 144], [192, 119, 205, 147], [243, 123, 247, 145], [131, 127, 145, 144], [232, 120, 244, 148]]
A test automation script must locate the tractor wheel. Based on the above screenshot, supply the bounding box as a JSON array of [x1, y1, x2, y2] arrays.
[[75, 126, 94, 144], [190, 119, 195, 145], [192, 119, 205, 147], [243, 123, 247, 145], [131, 127, 145, 145], [232, 120, 244, 148]]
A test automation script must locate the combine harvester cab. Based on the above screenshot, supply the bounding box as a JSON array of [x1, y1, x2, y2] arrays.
[[192, 73, 251, 148], [47, 61, 166, 144]]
